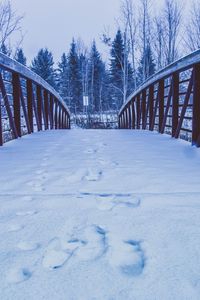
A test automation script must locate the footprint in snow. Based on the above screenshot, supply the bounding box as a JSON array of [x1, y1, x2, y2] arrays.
[[65, 169, 86, 183], [16, 210, 37, 217], [84, 148, 97, 154], [26, 181, 45, 192], [43, 225, 107, 270], [17, 241, 40, 251], [107, 235, 145, 277], [35, 169, 46, 175], [96, 194, 140, 211], [42, 237, 77, 270], [7, 224, 24, 232], [7, 267, 32, 283], [84, 169, 103, 182]]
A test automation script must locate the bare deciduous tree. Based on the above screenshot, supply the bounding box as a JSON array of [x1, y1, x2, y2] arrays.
[[184, 0, 200, 52], [163, 0, 182, 65], [121, 0, 138, 90], [152, 15, 165, 70], [0, 0, 23, 53]]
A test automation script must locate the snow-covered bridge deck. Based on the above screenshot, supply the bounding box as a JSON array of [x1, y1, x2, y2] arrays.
[[1, 129, 200, 300]]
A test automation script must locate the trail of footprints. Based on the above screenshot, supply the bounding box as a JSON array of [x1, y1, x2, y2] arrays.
[[8, 145, 144, 284], [6, 193, 144, 284], [42, 223, 145, 278]]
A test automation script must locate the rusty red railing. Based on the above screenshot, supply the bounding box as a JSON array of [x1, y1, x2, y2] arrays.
[[119, 50, 200, 147], [0, 53, 70, 146]]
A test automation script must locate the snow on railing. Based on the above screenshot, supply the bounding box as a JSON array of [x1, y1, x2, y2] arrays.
[[119, 49, 200, 146], [0, 53, 70, 145]]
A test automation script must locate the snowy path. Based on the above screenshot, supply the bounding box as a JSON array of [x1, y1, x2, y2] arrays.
[[1, 129, 200, 299]]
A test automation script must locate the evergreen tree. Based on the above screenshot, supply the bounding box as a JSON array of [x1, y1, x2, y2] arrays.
[[109, 29, 133, 110], [15, 48, 26, 65], [31, 48, 56, 88], [110, 29, 124, 110], [88, 41, 105, 112], [58, 53, 69, 105], [0, 43, 10, 56], [68, 39, 82, 113], [137, 44, 156, 86]]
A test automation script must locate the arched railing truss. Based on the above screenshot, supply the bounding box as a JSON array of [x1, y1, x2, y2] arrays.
[[119, 50, 200, 147], [0, 53, 70, 146]]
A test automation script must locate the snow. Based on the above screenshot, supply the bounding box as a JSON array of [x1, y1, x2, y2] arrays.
[[0, 129, 200, 299]]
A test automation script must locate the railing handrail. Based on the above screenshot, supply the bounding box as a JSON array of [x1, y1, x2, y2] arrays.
[[119, 49, 200, 115], [0, 52, 70, 115]]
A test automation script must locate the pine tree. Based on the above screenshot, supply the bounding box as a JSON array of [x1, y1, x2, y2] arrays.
[[109, 29, 133, 110], [15, 48, 26, 65], [137, 44, 156, 86], [68, 39, 82, 113], [31, 48, 56, 88], [0, 43, 10, 56], [88, 41, 105, 112], [58, 53, 69, 105]]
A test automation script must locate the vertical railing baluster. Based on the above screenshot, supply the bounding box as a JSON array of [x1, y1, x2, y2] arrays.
[[27, 79, 34, 133], [37, 85, 42, 131], [136, 94, 141, 129], [148, 85, 154, 131], [55, 100, 58, 129], [44, 90, 49, 130], [12, 72, 21, 137], [172, 72, 179, 137], [158, 79, 165, 133], [0, 90, 2, 145], [131, 99, 135, 129], [128, 104, 131, 129], [192, 64, 200, 146], [142, 89, 146, 129]]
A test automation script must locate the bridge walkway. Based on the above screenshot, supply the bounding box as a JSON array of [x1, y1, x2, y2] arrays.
[[0, 130, 200, 299]]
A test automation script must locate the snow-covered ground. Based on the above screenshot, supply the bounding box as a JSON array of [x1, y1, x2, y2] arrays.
[[0, 129, 200, 299]]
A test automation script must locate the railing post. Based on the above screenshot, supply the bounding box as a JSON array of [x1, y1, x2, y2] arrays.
[[172, 72, 179, 137], [37, 85, 42, 130], [136, 94, 141, 129], [148, 85, 154, 131], [128, 104, 131, 129], [68, 114, 71, 129], [27, 79, 34, 133], [131, 99, 135, 129], [49, 94, 54, 129], [142, 89, 146, 129], [158, 79, 165, 133], [192, 64, 200, 146], [44, 90, 49, 130], [121, 114, 123, 129], [0, 94, 2, 145], [12, 72, 21, 137], [54, 100, 58, 129], [125, 107, 128, 129]]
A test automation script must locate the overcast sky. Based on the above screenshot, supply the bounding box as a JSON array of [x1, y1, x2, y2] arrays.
[[11, 0, 121, 64]]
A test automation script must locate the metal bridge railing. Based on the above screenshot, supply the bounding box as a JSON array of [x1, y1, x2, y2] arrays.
[[0, 53, 70, 146], [119, 50, 200, 147]]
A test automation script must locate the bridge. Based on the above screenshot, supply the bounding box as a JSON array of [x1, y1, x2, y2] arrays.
[[1, 52, 200, 299]]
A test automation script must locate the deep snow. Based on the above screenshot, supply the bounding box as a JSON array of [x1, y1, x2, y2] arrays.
[[0, 129, 200, 299]]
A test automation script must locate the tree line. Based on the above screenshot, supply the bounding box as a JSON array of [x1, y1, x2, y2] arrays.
[[0, 0, 200, 113]]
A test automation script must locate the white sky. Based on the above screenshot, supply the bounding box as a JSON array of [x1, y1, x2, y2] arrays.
[[11, 0, 187, 65], [11, 0, 121, 64]]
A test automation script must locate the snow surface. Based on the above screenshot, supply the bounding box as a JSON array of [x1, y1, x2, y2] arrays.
[[0, 129, 200, 299]]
